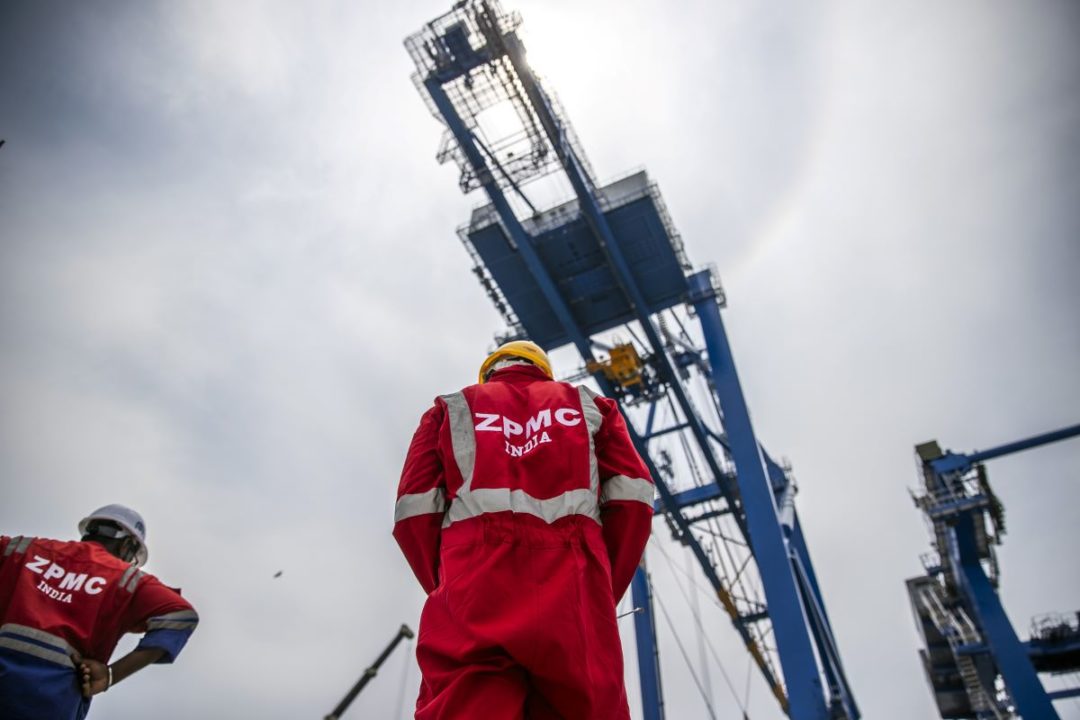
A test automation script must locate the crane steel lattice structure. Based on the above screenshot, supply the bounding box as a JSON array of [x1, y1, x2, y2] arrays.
[[907, 424, 1080, 719], [405, 3, 858, 718]]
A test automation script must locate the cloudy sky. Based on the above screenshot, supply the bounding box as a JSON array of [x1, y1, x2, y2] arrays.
[[2, 1, 1078, 718]]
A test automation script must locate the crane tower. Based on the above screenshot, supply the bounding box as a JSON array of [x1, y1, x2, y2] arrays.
[[405, 3, 858, 718], [908, 424, 1080, 718]]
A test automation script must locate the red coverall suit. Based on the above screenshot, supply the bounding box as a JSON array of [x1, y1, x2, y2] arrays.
[[0, 535, 199, 720], [394, 363, 655, 719]]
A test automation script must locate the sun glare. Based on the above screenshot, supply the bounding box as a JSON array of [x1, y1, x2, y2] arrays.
[[516, 7, 612, 107]]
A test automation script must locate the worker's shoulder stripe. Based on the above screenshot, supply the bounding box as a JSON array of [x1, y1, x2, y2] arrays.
[[576, 386, 602, 493], [577, 383, 600, 400], [119, 564, 139, 588], [4, 536, 33, 557], [395, 488, 448, 523], [576, 386, 602, 437], [124, 569, 145, 593], [118, 565, 144, 593], [600, 475, 655, 506], [441, 391, 477, 492]]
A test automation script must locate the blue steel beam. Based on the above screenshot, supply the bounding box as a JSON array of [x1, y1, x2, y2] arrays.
[[765, 449, 857, 717], [965, 423, 1080, 464], [624, 420, 789, 713], [643, 422, 692, 442], [930, 423, 1080, 475], [791, 545, 859, 718], [655, 484, 723, 512], [644, 399, 659, 438], [632, 565, 665, 720], [947, 516, 1059, 719], [768, 460, 850, 700], [689, 269, 831, 720], [689, 507, 735, 524]]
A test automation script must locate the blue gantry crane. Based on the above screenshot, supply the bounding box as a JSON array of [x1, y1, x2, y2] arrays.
[[907, 424, 1080, 718], [404, 2, 858, 717]]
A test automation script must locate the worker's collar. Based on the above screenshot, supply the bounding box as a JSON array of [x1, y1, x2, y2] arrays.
[[486, 364, 552, 383]]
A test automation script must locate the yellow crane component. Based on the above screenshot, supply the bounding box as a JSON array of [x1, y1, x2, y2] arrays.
[[586, 343, 645, 389]]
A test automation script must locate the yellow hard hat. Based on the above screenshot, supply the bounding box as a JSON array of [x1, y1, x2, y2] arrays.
[[479, 340, 553, 383]]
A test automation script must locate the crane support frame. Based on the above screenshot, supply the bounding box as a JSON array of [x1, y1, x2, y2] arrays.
[[908, 424, 1080, 718]]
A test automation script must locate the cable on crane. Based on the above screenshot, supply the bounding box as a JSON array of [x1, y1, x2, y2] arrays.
[[651, 536, 724, 614], [744, 653, 754, 713], [652, 586, 719, 720], [652, 534, 750, 718], [688, 551, 715, 712]]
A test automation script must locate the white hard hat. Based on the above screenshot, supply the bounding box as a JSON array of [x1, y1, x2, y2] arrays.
[[78, 504, 149, 566]]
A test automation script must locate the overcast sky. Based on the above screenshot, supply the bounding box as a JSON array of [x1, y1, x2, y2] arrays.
[[1, 1, 1078, 718]]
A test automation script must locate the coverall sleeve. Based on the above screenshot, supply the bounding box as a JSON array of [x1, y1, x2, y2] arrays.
[[392, 401, 448, 595], [593, 395, 655, 601], [123, 577, 199, 663]]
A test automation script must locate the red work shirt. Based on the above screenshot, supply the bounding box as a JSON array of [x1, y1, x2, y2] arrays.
[[0, 535, 198, 666], [393, 364, 655, 599]]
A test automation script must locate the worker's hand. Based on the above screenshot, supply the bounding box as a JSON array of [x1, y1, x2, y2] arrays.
[[79, 658, 110, 698]]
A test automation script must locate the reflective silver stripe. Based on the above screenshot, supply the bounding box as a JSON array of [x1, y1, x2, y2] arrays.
[[146, 620, 198, 631], [440, 386, 608, 528], [442, 392, 476, 491], [119, 564, 138, 589], [600, 475, 655, 506], [577, 386, 603, 493], [125, 570, 144, 593], [151, 610, 199, 622], [395, 489, 447, 523], [445, 487, 600, 525], [0, 637, 74, 668], [3, 536, 22, 557], [4, 536, 32, 557], [0, 624, 78, 657], [146, 609, 199, 631]]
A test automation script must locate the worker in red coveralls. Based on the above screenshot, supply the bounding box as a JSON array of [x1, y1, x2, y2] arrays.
[[0, 504, 199, 720], [394, 340, 655, 719]]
